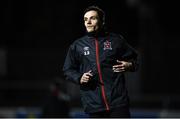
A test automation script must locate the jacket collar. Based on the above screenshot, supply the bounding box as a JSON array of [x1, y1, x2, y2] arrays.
[[86, 27, 108, 38]]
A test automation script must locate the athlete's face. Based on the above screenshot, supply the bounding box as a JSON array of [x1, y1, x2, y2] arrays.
[[84, 10, 101, 33]]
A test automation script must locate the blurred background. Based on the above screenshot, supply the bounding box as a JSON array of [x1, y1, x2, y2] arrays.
[[1, 0, 180, 118]]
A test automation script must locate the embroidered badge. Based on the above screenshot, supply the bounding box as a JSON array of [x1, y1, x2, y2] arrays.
[[83, 47, 90, 55], [103, 40, 112, 50]]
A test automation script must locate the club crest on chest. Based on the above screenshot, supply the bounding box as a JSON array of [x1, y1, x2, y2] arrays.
[[103, 40, 112, 50]]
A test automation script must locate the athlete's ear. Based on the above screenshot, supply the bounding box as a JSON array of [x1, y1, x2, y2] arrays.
[[102, 17, 105, 26], [100, 19, 105, 27], [102, 22, 105, 26]]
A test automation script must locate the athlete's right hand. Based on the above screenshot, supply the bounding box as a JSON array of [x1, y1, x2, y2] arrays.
[[80, 70, 93, 84]]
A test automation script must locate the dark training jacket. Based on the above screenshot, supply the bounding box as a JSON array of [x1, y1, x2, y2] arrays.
[[63, 31, 138, 113]]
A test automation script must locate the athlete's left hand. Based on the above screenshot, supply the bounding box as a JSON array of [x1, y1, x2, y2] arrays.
[[112, 60, 132, 72]]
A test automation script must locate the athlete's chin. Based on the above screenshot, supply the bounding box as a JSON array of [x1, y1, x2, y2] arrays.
[[86, 30, 95, 33]]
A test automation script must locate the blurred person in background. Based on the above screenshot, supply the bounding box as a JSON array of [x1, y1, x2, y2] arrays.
[[41, 77, 70, 117], [63, 5, 138, 118]]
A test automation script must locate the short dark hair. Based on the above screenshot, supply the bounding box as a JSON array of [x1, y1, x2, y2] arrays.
[[84, 6, 105, 24]]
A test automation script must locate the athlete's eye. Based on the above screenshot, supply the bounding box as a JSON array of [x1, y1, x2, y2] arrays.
[[91, 16, 97, 20], [84, 17, 88, 22]]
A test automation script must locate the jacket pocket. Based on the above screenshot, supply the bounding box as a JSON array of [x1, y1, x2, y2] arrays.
[[80, 88, 102, 111]]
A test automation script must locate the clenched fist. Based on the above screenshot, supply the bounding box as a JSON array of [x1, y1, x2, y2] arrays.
[[80, 70, 93, 84]]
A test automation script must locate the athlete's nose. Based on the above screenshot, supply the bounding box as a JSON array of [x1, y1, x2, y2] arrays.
[[87, 19, 91, 24]]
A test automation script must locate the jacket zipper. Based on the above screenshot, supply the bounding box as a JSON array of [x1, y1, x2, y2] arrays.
[[95, 38, 110, 111]]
